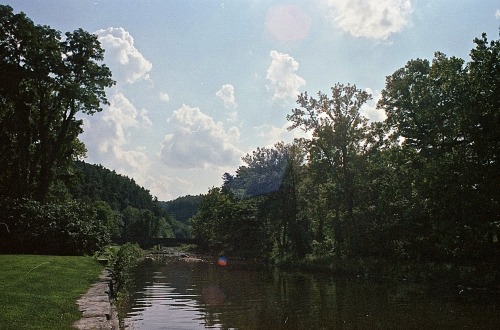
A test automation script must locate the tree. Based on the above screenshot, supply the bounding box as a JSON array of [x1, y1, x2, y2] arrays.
[[287, 83, 372, 256], [0, 5, 114, 201], [224, 142, 291, 198], [94, 200, 123, 242], [377, 33, 500, 262], [190, 187, 264, 257], [222, 142, 310, 259]]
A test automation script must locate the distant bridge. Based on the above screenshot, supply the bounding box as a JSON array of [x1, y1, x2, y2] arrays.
[[144, 237, 200, 248]]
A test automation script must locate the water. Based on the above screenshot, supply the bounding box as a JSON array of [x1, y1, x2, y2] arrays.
[[123, 256, 499, 329]]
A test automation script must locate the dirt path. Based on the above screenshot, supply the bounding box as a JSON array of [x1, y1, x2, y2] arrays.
[[73, 270, 119, 330]]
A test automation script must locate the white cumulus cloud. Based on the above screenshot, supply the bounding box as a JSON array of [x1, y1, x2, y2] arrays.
[[80, 91, 152, 176], [496, 9, 500, 19], [266, 50, 306, 101], [216, 84, 238, 109], [361, 88, 386, 122], [160, 105, 242, 169], [95, 27, 152, 85], [323, 0, 413, 40]]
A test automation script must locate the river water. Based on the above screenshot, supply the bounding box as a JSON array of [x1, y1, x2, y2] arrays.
[[122, 255, 498, 329]]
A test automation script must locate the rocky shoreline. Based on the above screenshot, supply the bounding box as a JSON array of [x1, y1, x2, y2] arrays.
[[73, 270, 119, 330]]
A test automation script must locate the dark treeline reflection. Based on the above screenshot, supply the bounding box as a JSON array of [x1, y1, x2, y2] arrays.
[[123, 257, 499, 329]]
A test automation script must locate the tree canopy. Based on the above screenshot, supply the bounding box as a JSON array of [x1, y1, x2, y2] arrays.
[[0, 5, 114, 201]]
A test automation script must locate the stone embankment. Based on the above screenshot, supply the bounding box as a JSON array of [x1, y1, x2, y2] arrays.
[[73, 270, 119, 330]]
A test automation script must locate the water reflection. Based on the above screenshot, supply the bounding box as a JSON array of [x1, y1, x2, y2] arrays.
[[123, 257, 499, 329]]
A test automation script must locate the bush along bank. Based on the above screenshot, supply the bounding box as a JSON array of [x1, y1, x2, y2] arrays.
[[95, 243, 143, 320], [0, 198, 110, 255]]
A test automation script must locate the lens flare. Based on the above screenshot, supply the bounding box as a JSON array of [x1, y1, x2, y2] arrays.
[[217, 256, 227, 266]]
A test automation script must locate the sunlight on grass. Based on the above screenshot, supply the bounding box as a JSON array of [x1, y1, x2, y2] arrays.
[[0, 255, 102, 330]]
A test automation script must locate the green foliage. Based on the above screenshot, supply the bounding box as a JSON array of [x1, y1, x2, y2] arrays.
[[72, 161, 157, 211], [221, 142, 310, 259], [224, 142, 292, 198], [160, 195, 202, 238], [122, 206, 173, 245], [191, 187, 265, 257], [0, 6, 125, 256], [0, 198, 110, 255], [287, 83, 373, 257], [101, 243, 142, 294], [98, 243, 143, 316], [93, 200, 123, 241], [161, 195, 202, 224], [377, 34, 500, 263], [0, 159, 176, 254], [70, 161, 175, 246], [0, 5, 114, 202]]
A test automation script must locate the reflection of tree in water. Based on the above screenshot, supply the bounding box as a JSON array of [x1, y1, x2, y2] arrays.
[[125, 256, 500, 329], [201, 284, 226, 305]]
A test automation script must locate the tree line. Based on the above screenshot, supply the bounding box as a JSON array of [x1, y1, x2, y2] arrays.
[[191, 33, 499, 284]]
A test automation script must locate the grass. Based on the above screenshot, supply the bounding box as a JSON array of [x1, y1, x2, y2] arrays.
[[0, 255, 103, 330]]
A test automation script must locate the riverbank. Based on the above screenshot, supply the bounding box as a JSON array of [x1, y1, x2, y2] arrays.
[[73, 269, 119, 330], [0, 255, 102, 329]]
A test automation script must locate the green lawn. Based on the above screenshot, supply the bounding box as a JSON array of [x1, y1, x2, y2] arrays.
[[0, 255, 103, 330]]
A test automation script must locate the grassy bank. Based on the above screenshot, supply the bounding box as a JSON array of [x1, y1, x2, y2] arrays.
[[0, 255, 102, 330]]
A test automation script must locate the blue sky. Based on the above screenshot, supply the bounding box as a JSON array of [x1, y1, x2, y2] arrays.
[[7, 0, 499, 201]]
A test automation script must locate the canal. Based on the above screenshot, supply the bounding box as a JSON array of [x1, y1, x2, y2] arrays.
[[122, 255, 498, 329]]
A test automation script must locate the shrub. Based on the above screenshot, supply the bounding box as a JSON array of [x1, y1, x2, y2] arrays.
[[0, 198, 110, 255], [106, 243, 142, 293]]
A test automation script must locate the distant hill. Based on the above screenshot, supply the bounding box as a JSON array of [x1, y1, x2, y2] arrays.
[[71, 161, 158, 212], [70, 161, 175, 243], [161, 195, 203, 238]]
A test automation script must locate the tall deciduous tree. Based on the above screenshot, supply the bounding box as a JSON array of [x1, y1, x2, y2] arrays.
[[225, 142, 291, 198], [287, 83, 371, 256], [0, 5, 114, 201]]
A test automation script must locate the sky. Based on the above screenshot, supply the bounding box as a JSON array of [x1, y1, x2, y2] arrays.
[[6, 0, 499, 201]]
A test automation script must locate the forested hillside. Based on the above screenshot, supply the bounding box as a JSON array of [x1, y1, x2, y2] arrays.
[[70, 161, 174, 244], [160, 195, 203, 238], [191, 33, 500, 286]]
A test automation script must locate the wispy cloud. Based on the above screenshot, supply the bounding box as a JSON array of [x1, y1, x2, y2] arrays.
[[323, 0, 413, 40], [159, 92, 170, 102], [266, 5, 311, 42], [216, 84, 238, 109], [266, 50, 306, 102]]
